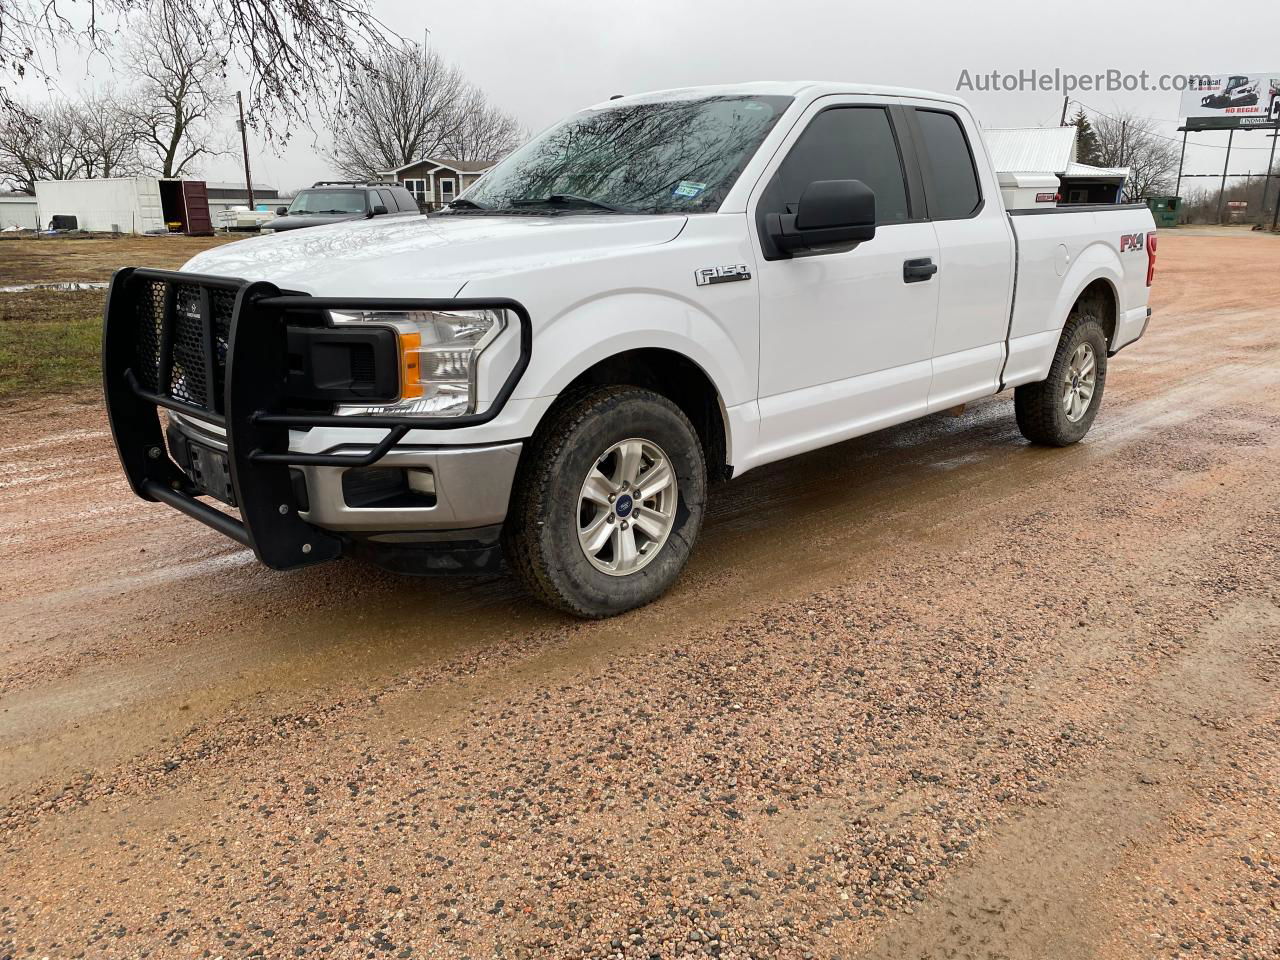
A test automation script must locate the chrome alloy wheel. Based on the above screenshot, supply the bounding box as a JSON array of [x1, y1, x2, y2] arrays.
[[576, 438, 678, 576], [1063, 341, 1097, 423]]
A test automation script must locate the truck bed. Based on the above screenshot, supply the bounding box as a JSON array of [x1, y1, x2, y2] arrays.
[[1002, 203, 1156, 389]]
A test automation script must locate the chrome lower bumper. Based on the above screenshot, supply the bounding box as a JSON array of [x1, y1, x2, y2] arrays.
[[169, 413, 521, 535]]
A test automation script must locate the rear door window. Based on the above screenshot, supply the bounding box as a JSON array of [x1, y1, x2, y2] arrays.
[[392, 188, 419, 212], [913, 109, 983, 220]]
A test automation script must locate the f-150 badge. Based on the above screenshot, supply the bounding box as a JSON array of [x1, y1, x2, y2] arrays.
[[695, 264, 752, 286]]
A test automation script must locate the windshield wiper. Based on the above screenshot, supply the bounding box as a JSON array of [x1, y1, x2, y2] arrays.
[[511, 194, 630, 213], [447, 197, 486, 210]]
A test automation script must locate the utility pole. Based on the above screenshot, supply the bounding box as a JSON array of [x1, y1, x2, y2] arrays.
[[1118, 120, 1127, 167], [1261, 131, 1279, 230], [237, 91, 255, 211], [1175, 129, 1188, 200], [1060, 96, 1070, 126], [1217, 128, 1235, 224]]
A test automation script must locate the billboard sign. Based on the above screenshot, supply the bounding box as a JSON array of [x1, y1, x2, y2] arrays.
[[1180, 73, 1280, 129]]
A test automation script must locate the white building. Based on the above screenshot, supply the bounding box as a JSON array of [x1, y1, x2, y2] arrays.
[[984, 127, 1132, 203]]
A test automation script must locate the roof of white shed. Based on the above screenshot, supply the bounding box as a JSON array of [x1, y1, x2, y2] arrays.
[[984, 126, 1079, 174]]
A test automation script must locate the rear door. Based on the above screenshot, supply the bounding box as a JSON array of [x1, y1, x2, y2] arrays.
[[902, 103, 1015, 413], [750, 98, 940, 460]]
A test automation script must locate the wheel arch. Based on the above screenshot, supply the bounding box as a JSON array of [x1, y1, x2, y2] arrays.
[[550, 347, 733, 482], [1055, 244, 1123, 349], [1070, 276, 1119, 348]]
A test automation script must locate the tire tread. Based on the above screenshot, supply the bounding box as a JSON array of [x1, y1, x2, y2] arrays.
[[1014, 314, 1107, 446], [504, 386, 700, 617]]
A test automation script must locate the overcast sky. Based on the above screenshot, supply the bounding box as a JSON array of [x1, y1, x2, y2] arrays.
[[36, 0, 1280, 194]]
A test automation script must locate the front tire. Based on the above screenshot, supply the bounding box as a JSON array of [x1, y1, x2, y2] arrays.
[[1014, 314, 1108, 446], [503, 386, 707, 618]]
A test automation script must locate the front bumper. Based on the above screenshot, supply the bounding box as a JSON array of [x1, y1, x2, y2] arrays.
[[167, 412, 521, 534], [102, 266, 531, 571]]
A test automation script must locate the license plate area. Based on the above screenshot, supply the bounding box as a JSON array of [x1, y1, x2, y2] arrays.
[[188, 441, 235, 505]]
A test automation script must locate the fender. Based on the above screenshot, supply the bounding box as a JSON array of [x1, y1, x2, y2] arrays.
[[1004, 239, 1123, 388], [517, 291, 751, 402], [1049, 240, 1123, 339], [509, 289, 755, 465]]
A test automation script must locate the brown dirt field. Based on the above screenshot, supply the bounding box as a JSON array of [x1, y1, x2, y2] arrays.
[[0, 233, 238, 284], [0, 232, 1278, 959]]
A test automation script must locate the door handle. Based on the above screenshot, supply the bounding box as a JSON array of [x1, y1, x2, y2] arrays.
[[903, 257, 939, 283]]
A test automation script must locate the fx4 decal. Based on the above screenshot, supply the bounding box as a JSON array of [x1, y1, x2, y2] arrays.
[[1120, 233, 1147, 253], [695, 264, 752, 286]]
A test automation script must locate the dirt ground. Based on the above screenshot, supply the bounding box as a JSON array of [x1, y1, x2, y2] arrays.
[[0, 234, 237, 284], [1, 231, 1278, 959]]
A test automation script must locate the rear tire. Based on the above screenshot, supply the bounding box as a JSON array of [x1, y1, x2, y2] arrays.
[[1014, 314, 1108, 446], [503, 386, 707, 618]]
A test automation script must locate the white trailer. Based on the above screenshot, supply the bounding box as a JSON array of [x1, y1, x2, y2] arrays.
[[35, 177, 167, 233]]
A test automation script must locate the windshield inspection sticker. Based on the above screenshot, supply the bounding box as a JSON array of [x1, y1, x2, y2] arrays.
[[672, 181, 707, 199]]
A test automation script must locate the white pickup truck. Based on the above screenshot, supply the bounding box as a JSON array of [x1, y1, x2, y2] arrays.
[[103, 82, 1156, 617]]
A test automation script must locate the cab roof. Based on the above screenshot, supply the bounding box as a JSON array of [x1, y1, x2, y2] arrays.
[[590, 81, 970, 111]]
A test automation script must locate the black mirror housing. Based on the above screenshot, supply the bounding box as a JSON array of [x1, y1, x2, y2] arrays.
[[767, 179, 877, 257], [371, 204, 389, 216], [275, 206, 288, 216]]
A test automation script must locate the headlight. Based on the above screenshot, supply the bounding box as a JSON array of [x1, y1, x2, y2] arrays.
[[331, 309, 507, 417], [260, 227, 275, 234]]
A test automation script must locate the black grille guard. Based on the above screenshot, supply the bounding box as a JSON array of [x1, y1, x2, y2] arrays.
[[102, 266, 531, 569]]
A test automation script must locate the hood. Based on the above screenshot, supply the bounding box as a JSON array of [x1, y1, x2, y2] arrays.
[[266, 213, 364, 232], [182, 213, 688, 298]]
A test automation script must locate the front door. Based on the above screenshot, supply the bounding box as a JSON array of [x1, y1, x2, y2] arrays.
[[439, 178, 456, 206], [751, 99, 940, 461]]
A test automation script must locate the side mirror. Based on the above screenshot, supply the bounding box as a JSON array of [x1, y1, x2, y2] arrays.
[[371, 204, 389, 216], [275, 206, 288, 216], [766, 179, 877, 257]]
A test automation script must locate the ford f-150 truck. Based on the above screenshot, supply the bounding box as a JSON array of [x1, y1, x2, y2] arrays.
[[102, 82, 1156, 617]]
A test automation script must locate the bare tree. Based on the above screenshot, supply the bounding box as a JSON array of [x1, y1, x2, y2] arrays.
[[443, 87, 521, 162], [330, 44, 466, 179], [72, 89, 142, 178], [0, 0, 391, 134], [1089, 110, 1179, 200], [330, 43, 519, 178], [123, 15, 229, 178], [0, 97, 81, 191]]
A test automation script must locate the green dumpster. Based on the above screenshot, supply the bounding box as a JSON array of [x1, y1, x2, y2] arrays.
[[1144, 196, 1181, 228]]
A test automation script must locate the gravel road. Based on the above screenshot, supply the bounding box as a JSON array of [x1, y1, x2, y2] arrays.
[[1, 232, 1278, 959]]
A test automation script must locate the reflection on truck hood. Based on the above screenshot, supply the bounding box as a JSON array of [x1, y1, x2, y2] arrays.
[[181, 213, 689, 298]]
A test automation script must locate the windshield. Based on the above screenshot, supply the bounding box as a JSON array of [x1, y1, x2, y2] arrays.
[[287, 190, 368, 215], [461, 95, 792, 215]]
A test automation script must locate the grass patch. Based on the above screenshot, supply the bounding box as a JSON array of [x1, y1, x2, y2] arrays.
[[0, 290, 105, 399], [0, 233, 242, 398]]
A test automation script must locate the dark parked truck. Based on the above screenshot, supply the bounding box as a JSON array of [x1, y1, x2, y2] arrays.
[[103, 82, 1156, 618], [263, 182, 420, 234]]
